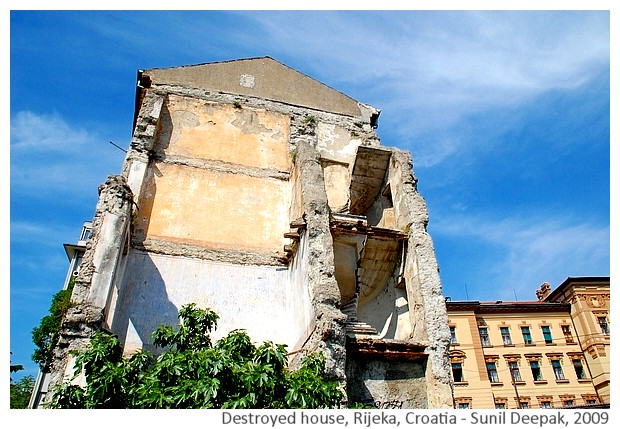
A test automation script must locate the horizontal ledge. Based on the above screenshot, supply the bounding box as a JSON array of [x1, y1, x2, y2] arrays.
[[331, 219, 408, 240], [346, 337, 427, 361]]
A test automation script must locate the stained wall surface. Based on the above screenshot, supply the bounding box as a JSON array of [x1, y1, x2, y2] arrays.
[[134, 95, 291, 256], [113, 250, 313, 355], [346, 359, 428, 408], [45, 58, 454, 409]]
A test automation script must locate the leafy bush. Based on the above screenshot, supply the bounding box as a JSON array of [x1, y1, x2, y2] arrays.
[[49, 303, 343, 409], [32, 280, 75, 372]]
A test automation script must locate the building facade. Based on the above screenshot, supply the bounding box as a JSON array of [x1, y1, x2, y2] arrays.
[[42, 57, 454, 408], [446, 277, 609, 409], [540, 277, 610, 404]]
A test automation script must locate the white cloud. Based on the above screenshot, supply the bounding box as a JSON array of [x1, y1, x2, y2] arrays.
[[433, 213, 610, 301], [11, 111, 91, 152], [10, 110, 125, 197], [244, 11, 608, 100], [237, 10, 608, 169], [10, 220, 76, 247]]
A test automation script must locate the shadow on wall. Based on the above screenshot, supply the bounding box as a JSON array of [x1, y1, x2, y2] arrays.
[[111, 251, 178, 355]]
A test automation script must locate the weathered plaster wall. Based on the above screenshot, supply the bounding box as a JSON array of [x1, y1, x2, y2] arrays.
[[346, 359, 428, 408], [316, 122, 361, 164], [315, 122, 368, 212], [286, 230, 315, 352], [143, 57, 369, 119], [332, 235, 365, 305], [135, 162, 290, 254], [134, 97, 291, 257], [322, 161, 351, 211], [112, 250, 312, 355], [357, 281, 412, 340], [158, 94, 291, 172], [387, 149, 454, 408]]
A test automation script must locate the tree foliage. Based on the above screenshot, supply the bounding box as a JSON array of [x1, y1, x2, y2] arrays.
[[10, 356, 34, 409], [31, 279, 75, 372], [48, 303, 343, 409], [11, 375, 35, 409]]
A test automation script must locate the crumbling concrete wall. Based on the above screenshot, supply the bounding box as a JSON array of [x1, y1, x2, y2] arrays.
[[346, 359, 427, 408], [388, 149, 455, 408], [45, 58, 454, 409], [115, 87, 318, 356], [287, 138, 348, 382], [45, 175, 134, 400]]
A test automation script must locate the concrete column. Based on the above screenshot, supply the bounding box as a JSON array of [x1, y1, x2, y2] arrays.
[[122, 90, 164, 200], [389, 150, 454, 408], [86, 176, 134, 310], [44, 175, 134, 403], [292, 139, 347, 384]]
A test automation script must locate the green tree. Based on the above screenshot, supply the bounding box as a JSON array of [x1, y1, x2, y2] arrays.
[[32, 280, 75, 372], [49, 303, 343, 409], [10, 376, 35, 409], [10, 356, 35, 409]]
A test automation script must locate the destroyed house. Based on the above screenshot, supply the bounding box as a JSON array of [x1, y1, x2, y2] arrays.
[[45, 57, 454, 408]]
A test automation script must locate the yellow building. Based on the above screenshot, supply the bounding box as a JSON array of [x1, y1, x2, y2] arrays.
[[540, 277, 610, 404], [446, 276, 609, 409]]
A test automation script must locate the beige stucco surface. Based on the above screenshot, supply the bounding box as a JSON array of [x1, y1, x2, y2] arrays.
[[162, 95, 291, 172], [448, 308, 601, 409], [135, 97, 292, 255], [137, 162, 290, 253], [145, 57, 364, 117]]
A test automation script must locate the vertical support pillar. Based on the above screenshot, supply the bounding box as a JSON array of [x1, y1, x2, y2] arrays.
[[389, 149, 454, 408], [122, 91, 164, 201], [44, 175, 134, 404], [292, 138, 347, 385]]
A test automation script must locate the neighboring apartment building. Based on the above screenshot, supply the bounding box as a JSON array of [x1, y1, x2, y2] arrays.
[[540, 277, 610, 404], [40, 57, 454, 408], [446, 276, 609, 409]]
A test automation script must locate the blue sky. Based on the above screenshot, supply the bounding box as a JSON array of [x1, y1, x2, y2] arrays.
[[8, 8, 612, 383]]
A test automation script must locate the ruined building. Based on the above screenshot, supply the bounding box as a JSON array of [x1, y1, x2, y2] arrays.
[[44, 57, 454, 408]]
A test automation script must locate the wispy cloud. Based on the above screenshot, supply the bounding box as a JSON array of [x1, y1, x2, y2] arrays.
[[243, 11, 608, 100], [433, 213, 610, 301], [10, 111, 125, 198], [234, 11, 608, 169], [10, 219, 77, 247], [11, 111, 92, 152]]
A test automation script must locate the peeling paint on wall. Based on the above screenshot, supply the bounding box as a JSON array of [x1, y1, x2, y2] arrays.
[[44, 57, 454, 409]]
